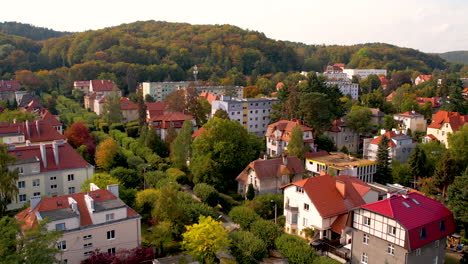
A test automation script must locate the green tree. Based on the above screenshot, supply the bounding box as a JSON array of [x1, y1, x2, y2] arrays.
[[102, 89, 123, 124], [359, 74, 381, 94], [213, 109, 230, 120], [250, 219, 283, 249], [407, 146, 427, 184], [148, 221, 176, 257], [170, 119, 194, 169], [229, 230, 267, 264], [137, 89, 147, 127], [434, 152, 459, 196], [229, 206, 261, 230], [374, 135, 392, 184], [286, 125, 309, 159], [392, 161, 412, 186], [382, 115, 397, 131], [275, 234, 317, 264], [145, 94, 155, 102], [190, 118, 261, 190], [0, 144, 18, 217], [0, 110, 36, 123], [447, 169, 468, 238], [448, 125, 468, 169], [81, 173, 121, 192], [315, 135, 337, 152], [344, 105, 373, 133], [193, 183, 219, 207], [246, 183, 255, 201], [110, 167, 139, 189], [182, 216, 230, 264]]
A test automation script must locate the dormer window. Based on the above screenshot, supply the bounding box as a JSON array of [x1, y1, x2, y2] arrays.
[[420, 227, 427, 239], [440, 221, 446, 232], [56, 223, 66, 231]]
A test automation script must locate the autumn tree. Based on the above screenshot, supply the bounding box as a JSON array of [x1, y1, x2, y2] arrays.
[[213, 109, 230, 120], [344, 105, 373, 133], [182, 216, 230, 264], [0, 145, 18, 217], [95, 138, 119, 171], [170, 119, 194, 168], [374, 135, 392, 184], [286, 125, 309, 159], [64, 121, 95, 160]]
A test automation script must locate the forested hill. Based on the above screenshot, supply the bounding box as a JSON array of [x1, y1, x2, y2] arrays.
[[438, 51, 468, 64], [0, 22, 71, 41], [0, 20, 451, 93]]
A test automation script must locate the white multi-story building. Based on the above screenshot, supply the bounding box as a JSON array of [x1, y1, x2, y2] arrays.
[[326, 80, 359, 100], [7, 141, 94, 210], [363, 130, 417, 164], [211, 96, 279, 136], [342, 69, 387, 80], [196, 85, 243, 98], [140, 82, 189, 102], [265, 120, 315, 157], [393, 111, 427, 133], [325, 119, 360, 154], [305, 151, 376, 183], [16, 183, 141, 264]]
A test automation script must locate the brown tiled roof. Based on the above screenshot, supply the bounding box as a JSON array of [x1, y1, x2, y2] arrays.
[[266, 120, 313, 142], [415, 97, 441, 108], [394, 111, 424, 118], [0, 120, 64, 143], [330, 213, 348, 234], [199, 92, 220, 105], [40, 110, 62, 126], [150, 112, 194, 129], [236, 156, 305, 184], [192, 127, 206, 138], [427, 111, 468, 131], [369, 131, 401, 147], [90, 80, 118, 92], [120, 97, 137, 110], [74, 81, 90, 87], [0, 80, 20, 91]]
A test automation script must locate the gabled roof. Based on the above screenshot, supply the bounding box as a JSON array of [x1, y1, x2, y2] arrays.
[[18, 94, 38, 108], [0, 120, 64, 143], [199, 92, 220, 105], [90, 80, 118, 92], [282, 174, 371, 218], [329, 119, 346, 132], [16, 188, 138, 230], [149, 112, 193, 123], [236, 156, 305, 184], [359, 193, 455, 250], [379, 76, 389, 88], [146, 102, 167, 119], [192, 127, 206, 138], [0, 80, 20, 91], [73, 81, 90, 87], [394, 111, 424, 118], [369, 131, 412, 147], [415, 97, 441, 108], [120, 97, 137, 110], [427, 111, 468, 131], [266, 120, 313, 142], [40, 110, 62, 126], [23, 99, 45, 113], [415, 75, 432, 82], [8, 142, 91, 172]]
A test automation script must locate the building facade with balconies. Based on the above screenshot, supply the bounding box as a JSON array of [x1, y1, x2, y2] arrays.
[[265, 120, 315, 157]]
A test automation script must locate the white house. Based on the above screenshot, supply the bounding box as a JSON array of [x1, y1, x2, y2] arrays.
[[265, 120, 315, 157], [393, 111, 427, 133], [363, 130, 417, 164]]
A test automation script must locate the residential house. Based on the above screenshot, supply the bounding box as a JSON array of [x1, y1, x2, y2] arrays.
[[83, 80, 121, 111], [342, 69, 387, 80], [140, 82, 189, 102], [19, 98, 63, 134], [0, 120, 65, 146], [40, 110, 64, 134], [282, 173, 378, 241], [325, 119, 360, 153], [414, 75, 432, 85], [145, 102, 167, 120], [148, 112, 197, 141], [370, 108, 385, 125], [348, 192, 455, 264], [236, 156, 305, 196], [195, 85, 243, 98], [120, 97, 138, 122], [265, 120, 314, 157], [16, 183, 140, 264], [199, 91, 220, 105], [73, 80, 91, 94], [0, 80, 20, 101], [7, 141, 94, 210], [305, 151, 376, 183], [211, 96, 279, 136], [363, 130, 417, 164], [425, 111, 468, 147], [393, 111, 427, 133], [415, 97, 441, 109], [379, 76, 389, 89]]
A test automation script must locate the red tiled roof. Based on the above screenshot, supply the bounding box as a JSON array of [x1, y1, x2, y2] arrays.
[[23, 99, 45, 113], [331, 214, 348, 234], [394, 111, 423, 118], [40, 110, 62, 126], [415, 97, 441, 108], [369, 131, 402, 147], [236, 156, 305, 184], [192, 127, 206, 138], [283, 174, 370, 218], [149, 112, 194, 129], [266, 120, 313, 142], [427, 111, 468, 131], [425, 134, 438, 141], [146, 102, 167, 119], [276, 82, 284, 90], [333, 63, 346, 69], [74, 81, 90, 87], [329, 119, 347, 132], [16, 189, 138, 230], [360, 193, 455, 250], [90, 80, 118, 92], [199, 92, 220, 105], [8, 143, 91, 172], [0, 120, 64, 143], [415, 75, 432, 84], [120, 97, 137, 110], [0, 80, 20, 91], [304, 150, 328, 159]]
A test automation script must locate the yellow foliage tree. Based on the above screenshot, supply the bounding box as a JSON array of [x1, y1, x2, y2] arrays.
[[95, 138, 119, 170]]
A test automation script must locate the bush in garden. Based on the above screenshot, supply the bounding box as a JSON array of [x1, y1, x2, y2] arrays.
[[193, 183, 219, 207]]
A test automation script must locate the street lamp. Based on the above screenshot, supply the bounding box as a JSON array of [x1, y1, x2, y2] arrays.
[[271, 200, 277, 224]]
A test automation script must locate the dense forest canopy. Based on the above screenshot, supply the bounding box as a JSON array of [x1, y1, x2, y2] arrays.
[[0, 22, 71, 41], [438, 51, 468, 64], [0, 20, 456, 94]]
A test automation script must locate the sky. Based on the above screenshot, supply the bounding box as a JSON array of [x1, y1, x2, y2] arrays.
[[2, 0, 467, 53]]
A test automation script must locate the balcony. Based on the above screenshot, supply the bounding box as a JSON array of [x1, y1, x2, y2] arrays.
[[285, 204, 298, 213]]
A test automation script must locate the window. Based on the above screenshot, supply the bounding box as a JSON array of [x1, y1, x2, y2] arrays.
[[51, 184, 58, 189], [55, 223, 66, 231], [363, 233, 369, 244], [19, 194, 27, 202], [363, 216, 371, 226], [296, 186, 304, 193], [107, 230, 115, 240], [83, 235, 92, 240], [388, 226, 396, 236], [303, 218, 308, 226], [83, 243, 93, 249], [68, 187, 75, 194], [33, 179, 40, 187], [33, 192, 41, 197], [18, 167, 24, 174], [67, 174, 74, 181], [440, 221, 446, 231], [420, 228, 427, 239], [304, 203, 310, 211], [387, 244, 395, 255], [108, 248, 116, 255], [84, 251, 93, 256], [18, 181, 25, 189], [361, 252, 368, 264], [57, 240, 67, 250], [106, 213, 115, 221], [50, 176, 57, 181], [435, 240, 439, 248]]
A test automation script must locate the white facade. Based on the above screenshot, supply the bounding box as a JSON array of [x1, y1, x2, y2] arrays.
[[343, 69, 387, 80], [363, 131, 417, 164], [141, 82, 189, 102], [393, 111, 427, 133], [326, 81, 359, 100], [319, 72, 349, 80]]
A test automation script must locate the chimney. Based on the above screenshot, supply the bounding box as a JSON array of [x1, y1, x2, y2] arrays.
[[52, 142, 59, 165], [336, 180, 346, 198], [35, 120, 40, 137], [68, 197, 80, 215], [380, 129, 386, 135], [89, 183, 100, 191], [25, 120, 31, 139], [39, 144, 47, 168], [30, 196, 41, 212], [282, 154, 288, 166], [107, 184, 119, 198]]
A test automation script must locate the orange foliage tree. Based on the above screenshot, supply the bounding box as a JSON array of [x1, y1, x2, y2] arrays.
[[95, 138, 119, 171]]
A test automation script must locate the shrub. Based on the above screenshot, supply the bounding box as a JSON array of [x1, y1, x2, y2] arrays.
[[245, 194, 284, 220], [126, 126, 139, 138], [194, 183, 219, 207], [246, 183, 255, 200], [250, 219, 283, 249], [275, 234, 317, 264], [229, 231, 267, 264], [218, 193, 241, 212], [110, 122, 125, 132], [228, 206, 261, 230], [166, 168, 188, 184]]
